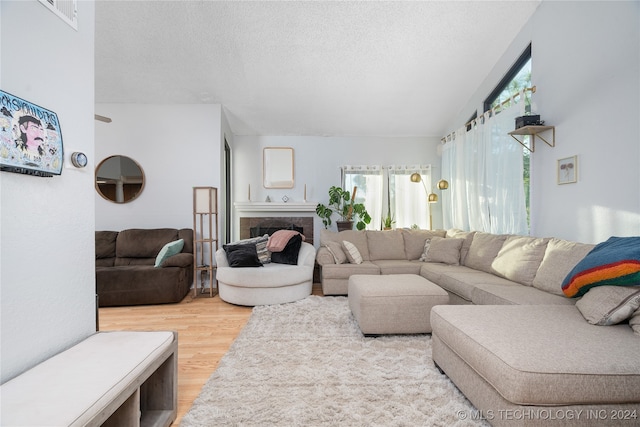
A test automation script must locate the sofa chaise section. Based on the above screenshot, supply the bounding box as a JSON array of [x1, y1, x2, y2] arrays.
[[431, 304, 640, 426]]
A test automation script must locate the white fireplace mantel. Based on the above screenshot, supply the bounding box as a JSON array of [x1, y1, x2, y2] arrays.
[[234, 201, 317, 213]]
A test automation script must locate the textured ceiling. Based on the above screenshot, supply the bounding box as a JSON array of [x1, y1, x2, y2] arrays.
[[95, 1, 540, 137]]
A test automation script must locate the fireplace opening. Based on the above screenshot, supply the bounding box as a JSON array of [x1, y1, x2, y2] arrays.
[[240, 217, 314, 246], [250, 224, 304, 238]]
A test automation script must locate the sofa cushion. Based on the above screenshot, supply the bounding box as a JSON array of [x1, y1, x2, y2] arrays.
[[532, 238, 595, 296], [366, 230, 406, 260], [472, 283, 576, 306], [321, 262, 380, 279], [438, 270, 514, 301], [401, 229, 446, 260], [422, 236, 463, 265], [116, 228, 182, 259], [446, 229, 476, 264], [420, 263, 475, 285], [154, 239, 185, 267], [463, 232, 507, 274], [95, 231, 118, 259], [371, 260, 422, 275], [491, 236, 549, 286], [562, 236, 640, 298], [431, 304, 640, 406], [342, 240, 363, 264], [576, 286, 640, 325]]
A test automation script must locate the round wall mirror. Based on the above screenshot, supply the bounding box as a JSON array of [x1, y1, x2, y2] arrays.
[[95, 155, 145, 203]]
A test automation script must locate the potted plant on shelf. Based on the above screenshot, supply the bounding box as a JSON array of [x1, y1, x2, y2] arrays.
[[316, 186, 372, 231]]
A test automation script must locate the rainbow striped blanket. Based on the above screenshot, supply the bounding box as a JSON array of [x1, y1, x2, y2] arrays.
[[562, 236, 640, 298]]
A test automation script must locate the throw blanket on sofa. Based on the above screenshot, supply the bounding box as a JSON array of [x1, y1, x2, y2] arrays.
[[267, 230, 305, 252], [562, 236, 640, 298]]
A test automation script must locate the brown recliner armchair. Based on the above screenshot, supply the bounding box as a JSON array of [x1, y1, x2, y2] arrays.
[[95, 228, 193, 307]]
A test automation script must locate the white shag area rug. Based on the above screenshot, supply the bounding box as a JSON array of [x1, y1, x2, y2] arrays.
[[181, 296, 488, 426]]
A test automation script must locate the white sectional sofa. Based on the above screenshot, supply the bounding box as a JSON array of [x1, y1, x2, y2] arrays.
[[316, 228, 640, 426]]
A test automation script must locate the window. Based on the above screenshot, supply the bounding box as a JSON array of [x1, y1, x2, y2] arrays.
[[484, 44, 532, 227], [342, 166, 383, 230]]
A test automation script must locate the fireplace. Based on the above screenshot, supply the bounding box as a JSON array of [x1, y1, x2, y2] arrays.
[[240, 217, 314, 245]]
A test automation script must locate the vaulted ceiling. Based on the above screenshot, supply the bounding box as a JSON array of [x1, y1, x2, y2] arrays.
[[95, 1, 540, 137]]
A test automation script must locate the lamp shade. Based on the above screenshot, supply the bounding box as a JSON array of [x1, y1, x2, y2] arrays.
[[194, 187, 216, 213], [437, 179, 449, 190], [428, 193, 438, 203], [410, 172, 422, 183]]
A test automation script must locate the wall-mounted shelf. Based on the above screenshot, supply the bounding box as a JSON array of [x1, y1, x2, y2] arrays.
[[509, 125, 555, 152]]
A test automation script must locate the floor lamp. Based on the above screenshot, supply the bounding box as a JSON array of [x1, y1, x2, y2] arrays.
[[410, 173, 449, 230]]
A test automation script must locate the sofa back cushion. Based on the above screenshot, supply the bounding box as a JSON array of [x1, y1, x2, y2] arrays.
[[366, 230, 406, 260], [401, 229, 447, 260], [491, 236, 549, 286], [446, 229, 476, 264], [532, 238, 595, 296], [95, 231, 118, 267], [113, 228, 194, 267], [463, 232, 508, 274]]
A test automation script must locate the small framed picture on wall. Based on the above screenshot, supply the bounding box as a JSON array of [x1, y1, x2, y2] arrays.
[[557, 155, 577, 185]]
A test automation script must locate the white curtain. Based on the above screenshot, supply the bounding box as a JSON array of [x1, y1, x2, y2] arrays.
[[442, 92, 528, 234], [342, 165, 383, 231], [388, 165, 432, 229]]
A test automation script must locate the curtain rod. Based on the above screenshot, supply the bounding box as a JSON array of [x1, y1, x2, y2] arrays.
[[441, 86, 536, 143]]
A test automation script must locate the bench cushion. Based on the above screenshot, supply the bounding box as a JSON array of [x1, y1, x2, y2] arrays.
[[1, 331, 175, 427]]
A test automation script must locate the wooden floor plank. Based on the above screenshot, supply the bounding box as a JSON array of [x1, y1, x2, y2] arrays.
[[98, 284, 323, 426]]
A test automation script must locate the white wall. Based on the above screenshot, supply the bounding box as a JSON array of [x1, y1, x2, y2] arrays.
[[94, 104, 223, 231], [231, 135, 442, 242], [1, 1, 96, 383], [445, 1, 640, 244]]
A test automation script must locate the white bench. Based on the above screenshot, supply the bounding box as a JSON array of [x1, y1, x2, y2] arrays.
[[0, 330, 177, 427]]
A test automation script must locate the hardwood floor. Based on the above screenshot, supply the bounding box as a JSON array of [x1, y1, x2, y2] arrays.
[[98, 284, 323, 426]]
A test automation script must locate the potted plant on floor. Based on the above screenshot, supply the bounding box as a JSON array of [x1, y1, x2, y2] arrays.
[[316, 186, 371, 231]]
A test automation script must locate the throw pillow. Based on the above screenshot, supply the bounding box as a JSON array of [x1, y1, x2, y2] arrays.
[[418, 238, 432, 262], [576, 286, 640, 325], [562, 236, 640, 298], [271, 234, 303, 265], [323, 241, 347, 264], [423, 236, 463, 265], [154, 239, 185, 267], [223, 243, 263, 267], [342, 240, 363, 264], [629, 308, 640, 334], [232, 234, 270, 264]]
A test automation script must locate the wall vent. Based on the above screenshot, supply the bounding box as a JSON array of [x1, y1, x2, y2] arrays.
[[39, 0, 78, 31]]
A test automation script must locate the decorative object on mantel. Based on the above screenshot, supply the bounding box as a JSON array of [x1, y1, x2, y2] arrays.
[[557, 155, 577, 185], [410, 173, 449, 230], [303, 184, 307, 202], [316, 186, 372, 231], [248, 184, 251, 201], [265, 196, 271, 202], [282, 195, 289, 203]]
